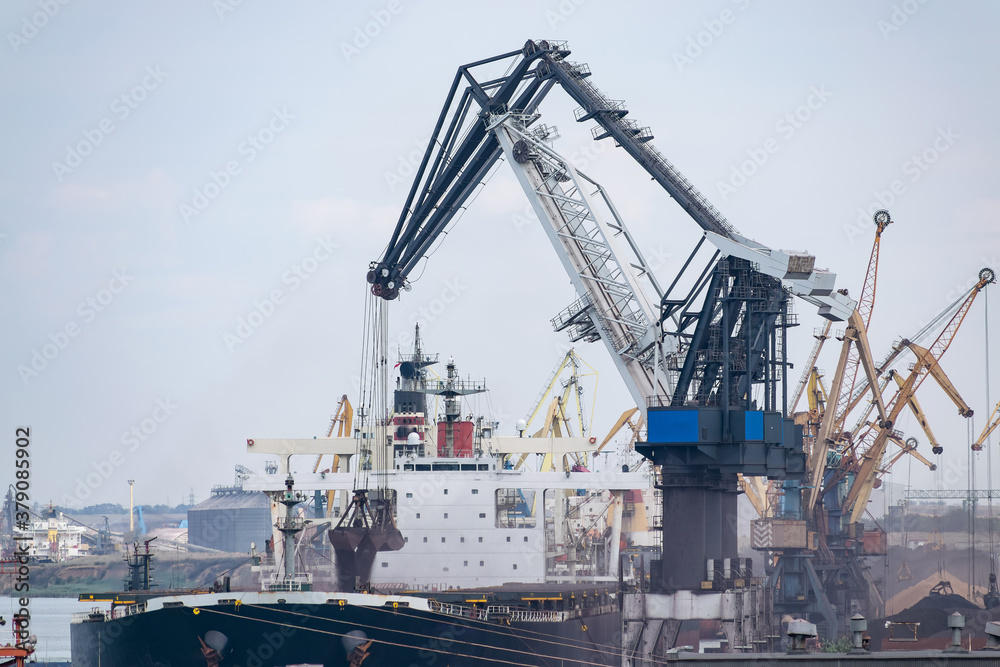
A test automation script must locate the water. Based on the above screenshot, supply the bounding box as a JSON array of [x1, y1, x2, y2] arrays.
[[0, 596, 105, 662]]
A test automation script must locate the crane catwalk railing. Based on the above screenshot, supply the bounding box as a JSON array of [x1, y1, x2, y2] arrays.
[[546, 56, 739, 239], [506, 123, 655, 348]]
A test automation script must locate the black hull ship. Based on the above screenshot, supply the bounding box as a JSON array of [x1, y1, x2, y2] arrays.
[[71, 587, 622, 666]]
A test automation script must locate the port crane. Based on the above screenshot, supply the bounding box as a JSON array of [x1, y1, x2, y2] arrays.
[[310, 395, 354, 521], [749, 208, 992, 638], [367, 40, 854, 415], [516, 349, 596, 472], [841, 268, 993, 523], [366, 40, 861, 654]]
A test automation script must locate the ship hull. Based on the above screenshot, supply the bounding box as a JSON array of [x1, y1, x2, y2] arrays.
[[71, 592, 622, 666]]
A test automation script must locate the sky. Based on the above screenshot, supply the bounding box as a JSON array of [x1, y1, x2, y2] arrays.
[[2, 1, 999, 511]]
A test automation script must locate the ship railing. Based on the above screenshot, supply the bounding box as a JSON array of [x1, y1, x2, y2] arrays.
[[71, 608, 107, 623], [485, 605, 572, 623], [429, 601, 490, 621], [264, 577, 312, 592], [110, 602, 147, 619], [506, 610, 570, 623]]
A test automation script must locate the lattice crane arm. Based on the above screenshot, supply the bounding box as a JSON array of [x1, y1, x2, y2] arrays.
[[807, 367, 829, 415], [790, 321, 832, 413], [973, 397, 1000, 451], [597, 407, 640, 454], [738, 474, 769, 517], [832, 211, 893, 425], [314, 394, 352, 474], [524, 352, 574, 430]]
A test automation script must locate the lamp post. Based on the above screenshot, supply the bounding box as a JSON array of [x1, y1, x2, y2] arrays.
[[128, 480, 135, 534]]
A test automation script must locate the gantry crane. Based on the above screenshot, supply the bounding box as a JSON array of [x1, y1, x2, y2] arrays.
[[804, 309, 888, 517]]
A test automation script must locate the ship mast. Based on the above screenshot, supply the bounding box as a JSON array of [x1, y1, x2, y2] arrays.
[[276, 473, 304, 585]]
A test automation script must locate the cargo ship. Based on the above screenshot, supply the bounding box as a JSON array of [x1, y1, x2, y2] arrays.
[[71, 328, 652, 666]]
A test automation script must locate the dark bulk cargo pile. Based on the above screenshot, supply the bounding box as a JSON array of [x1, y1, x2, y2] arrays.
[[869, 593, 1000, 650]]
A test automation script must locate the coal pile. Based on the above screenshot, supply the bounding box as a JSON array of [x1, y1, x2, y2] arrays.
[[869, 591, 1000, 649]]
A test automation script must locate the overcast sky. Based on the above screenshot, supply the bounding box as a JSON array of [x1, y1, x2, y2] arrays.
[[3, 1, 999, 511]]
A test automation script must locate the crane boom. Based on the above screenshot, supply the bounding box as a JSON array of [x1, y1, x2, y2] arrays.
[[833, 212, 892, 425], [843, 286, 978, 421], [368, 40, 854, 321], [492, 116, 670, 409], [889, 369, 943, 454]]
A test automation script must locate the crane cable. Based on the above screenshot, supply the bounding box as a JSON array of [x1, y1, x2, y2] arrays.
[[355, 289, 391, 492], [969, 415, 976, 602], [302, 541, 623, 659], [196, 602, 638, 667], [986, 286, 995, 578], [355, 288, 373, 491]]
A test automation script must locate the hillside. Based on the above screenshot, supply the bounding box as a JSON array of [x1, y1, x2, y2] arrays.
[[3, 552, 256, 597]]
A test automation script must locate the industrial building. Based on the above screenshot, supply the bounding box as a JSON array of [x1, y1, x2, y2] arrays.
[[186, 484, 271, 553]]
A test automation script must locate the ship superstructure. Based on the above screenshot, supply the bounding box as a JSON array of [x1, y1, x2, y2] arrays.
[[246, 325, 645, 591], [14, 508, 87, 562]]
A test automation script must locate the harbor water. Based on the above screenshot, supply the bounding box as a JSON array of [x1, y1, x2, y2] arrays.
[[1, 596, 100, 662]]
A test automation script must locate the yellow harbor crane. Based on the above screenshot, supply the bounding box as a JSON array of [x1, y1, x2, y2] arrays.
[[514, 349, 597, 472], [313, 394, 353, 517], [841, 268, 994, 524]]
